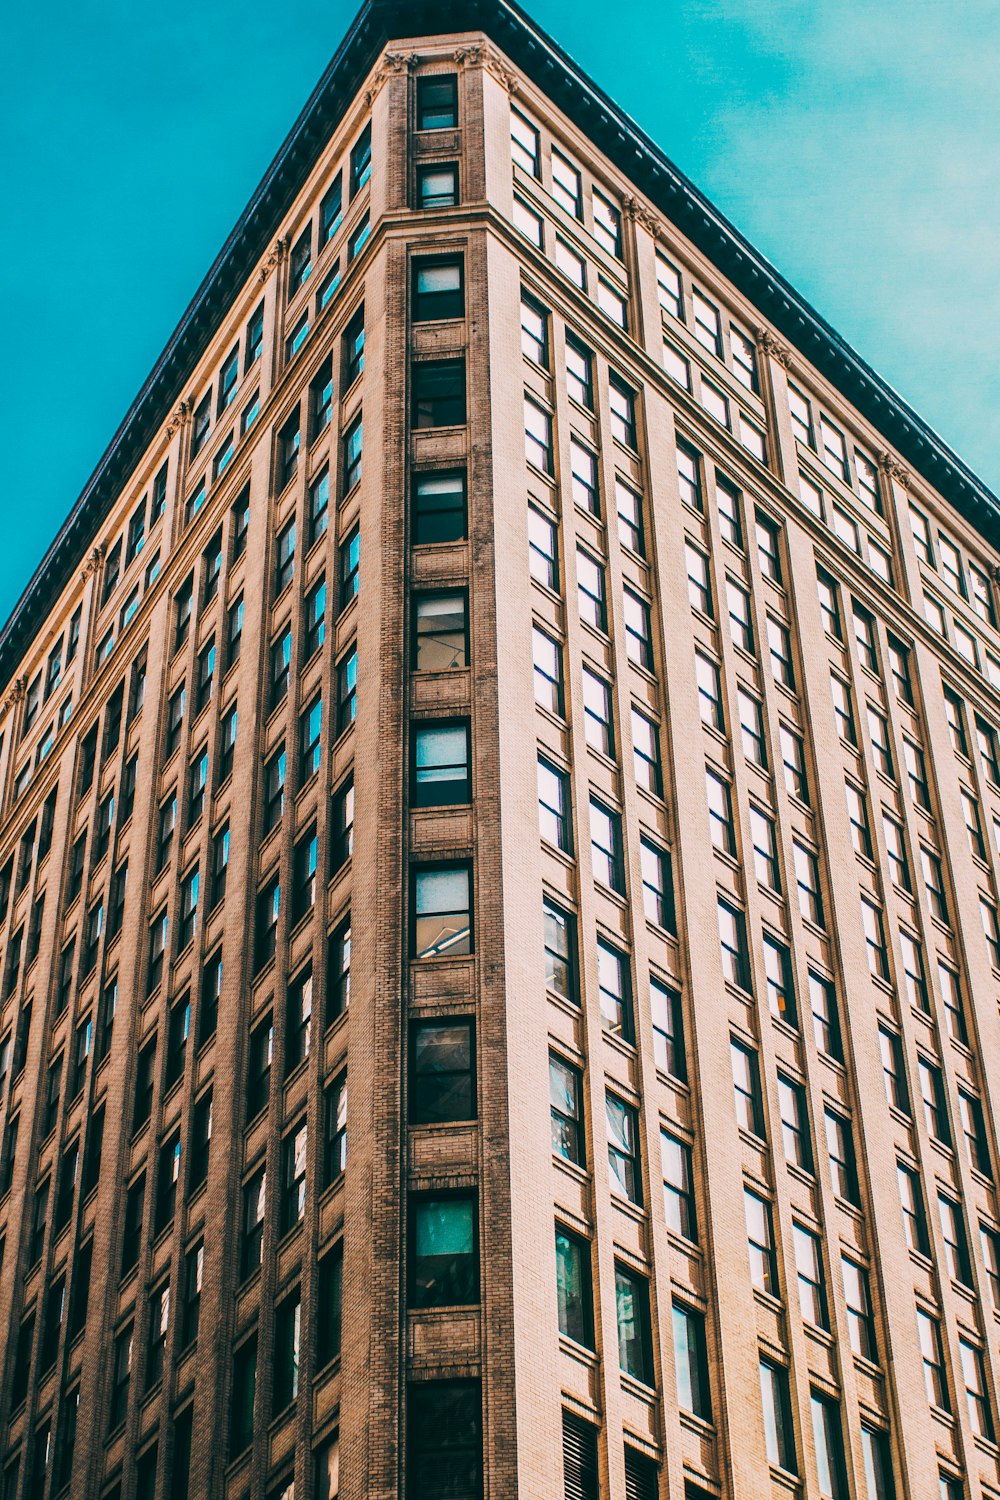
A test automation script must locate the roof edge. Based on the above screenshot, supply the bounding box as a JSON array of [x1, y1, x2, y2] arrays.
[[2, 0, 997, 694]]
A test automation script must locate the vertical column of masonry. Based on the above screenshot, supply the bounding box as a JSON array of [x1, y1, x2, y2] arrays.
[[338, 62, 405, 1500], [781, 515, 942, 1499], [190, 439, 273, 1498], [74, 589, 172, 1498], [480, 62, 565, 1499], [634, 223, 774, 1499]]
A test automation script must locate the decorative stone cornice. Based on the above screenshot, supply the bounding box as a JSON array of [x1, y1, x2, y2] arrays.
[[878, 451, 910, 489], [259, 234, 288, 285], [756, 328, 792, 370], [365, 50, 415, 105], [622, 194, 658, 236], [166, 399, 190, 437], [79, 544, 106, 585]]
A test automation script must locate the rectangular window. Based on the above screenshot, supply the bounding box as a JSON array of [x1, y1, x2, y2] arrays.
[[577, 551, 607, 633], [569, 438, 599, 515], [760, 1358, 796, 1474], [337, 647, 357, 732], [731, 1038, 764, 1137], [685, 541, 713, 617], [640, 839, 674, 931], [607, 1093, 641, 1204], [520, 293, 548, 366], [597, 939, 633, 1042], [811, 1390, 848, 1500], [615, 1264, 652, 1384], [555, 1225, 593, 1347], [411, 1017, 475, 1124], [917, 1309, 949, 1409], [661, 1129, 697, 1241], [706, 767, 735, 855], [793, 841, 823, 926], [533, 628, 564, 716], [350, 121, 371, 196], [543, 898, 577, 1002], [763, 934, 795, 1025], [417, 162, 458, 210], [417, 72, 457, 130], [672, 1302, 711, 1420], [330, 775, 354, 871], [413, 471, 466, 546], [413, 865, 471, 959], [727, 579, 755, 655], [750, 806, 781, 891], [651, 977, 685, 1079], [537, 757, 571, 852], [343, 413, 363, 490], [696, 651, 723, 730], [623, 587, 652, 669], [589, 798, 624, 893], [778, 1074, 813, 1173], [745, 1186, 778, 1294], [631, 707, 661, 795], [565, 333, 593, 409], [343, 305, 365, 384], [549, 1053, 584, 1165], [937, 1193, 972, 1287], [413, 722, 470, 806], [340, 525, 360, 607], [718, 898, 752, 991], [511, 110, 540, 175], [523, 395, 552, 474], [414, 593, 467, 670], [609, 376, 637, 448], [411, 1194, 478, 1307], [407, 1381, 482, 1500], [897, 1161, 930, 1255], [825, 1109, 859, 1204]]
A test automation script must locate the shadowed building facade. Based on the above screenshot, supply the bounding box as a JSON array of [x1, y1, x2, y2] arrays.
[[1, 3, 1000, 1499]]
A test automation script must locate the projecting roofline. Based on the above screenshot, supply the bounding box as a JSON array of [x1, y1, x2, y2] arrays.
[[2, 0, 997, 692]]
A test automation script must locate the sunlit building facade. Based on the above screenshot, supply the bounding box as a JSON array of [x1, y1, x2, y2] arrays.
[[1, 3, 1000, 1498]]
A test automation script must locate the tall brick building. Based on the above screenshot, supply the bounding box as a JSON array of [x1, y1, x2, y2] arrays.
[[1, 2, 1000, 1497]]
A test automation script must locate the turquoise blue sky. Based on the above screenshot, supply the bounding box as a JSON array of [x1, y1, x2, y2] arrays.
[[2, 0, 998, 623]]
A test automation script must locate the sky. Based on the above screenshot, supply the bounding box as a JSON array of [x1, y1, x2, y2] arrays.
[[2, 0, 998, 623]]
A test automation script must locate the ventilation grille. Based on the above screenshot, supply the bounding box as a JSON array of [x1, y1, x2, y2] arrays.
[[563, 1410, 599, 1500]]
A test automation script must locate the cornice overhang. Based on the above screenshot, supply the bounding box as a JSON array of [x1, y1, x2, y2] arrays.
[[2, 0, 996, 693]]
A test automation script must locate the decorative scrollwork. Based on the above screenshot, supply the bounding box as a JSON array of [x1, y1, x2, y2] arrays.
[[259, 235, 288, 285], [878, 451, 910, 488], [622, 194, 658, 235], [79, 544, 106, 584], [756, 328, 792, 370]]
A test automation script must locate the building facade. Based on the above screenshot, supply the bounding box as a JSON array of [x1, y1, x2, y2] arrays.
[[1, 4, 1000, 1499]]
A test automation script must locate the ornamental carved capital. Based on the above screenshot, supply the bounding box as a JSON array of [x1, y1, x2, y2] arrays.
[[878, 450, 910, 488], [756, 328, 792, 370], [622, 194, 658, 235], [259, 234, 288, 284], [989, 563, 1000, 585], [79, 544, 106, 584], [166, 398, 190, 437], [483, 44, 518, 93], [3, 674, 28, 711], [453, 43, 482, 68], [365, 49, 416, 103]]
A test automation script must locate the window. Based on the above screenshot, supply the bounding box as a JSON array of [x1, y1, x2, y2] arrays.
[[109, 1322, 134, 1430], [609, 376, 637, 448], [937, 1194, 972, 1287], [886, 633, 913, 704], [768, 617, 794, 689], [543, 898, 577, 1002], [577, 550, 607, 632], [349, 120, 371, 196], [685, 542, 713, 617], [750, 807, 781, 891], [563, 1412, 599, 1500], [343, 305, 365, 384], [569, 438, 599, 514], [760, 1358, 796, 1474], [825, 1109, 859, 1204], [550, 148, 582, 216], [317, 1244, 343, 1368], [581, 666, 612, 754], [597, 940, 633, 1042], [407, 1381, 482, 1500], [200, 949, 223, 1040], [305, 578, 327, 657], [306, 471, 331, 553], [920, 847, 948, 924], [745, 1187, 778, 1295], [879, 1026, 909, 1113], [961, 1340, 994, 1440], [246, 1017, 273, 1120], [718, 898, 752, 991], [417, 72, 457, 129], [413, 722, 470, 806], [343, 413, 363, 489], [410, 1195, 478, 1306], [731, 326, 757, 391], [623, 587, 653, 668], [417, 162, 458, 209], [706, 768, 735, 855], [292, 827, 318, 922], [413, 865, 471, 958], [224, 595, 244, 673], [537, 757, 571, 852], [340, 525, 360, 607], [897, 1161, 930, 1255], [411, 1017, 475, 1124], [413, 471, 466, 546], [263, 747, 286, 833], [254, 875, 280, 972], [845, 782, 873, 859], [182, 1246, 203, 1351], [270, 629, 292, 709], [731, 1039, 764, 1137], [590, 798, 624, 893], [640, 839, 674, 931], [337, 647, 357, 731], [165, 993, 191, 1086], [656, 252, 683, 318], [330, 776, 354, 871], [511, 109, 540, 174], [651, 977, 685, 1079], [513, 193, 543, 245], [763, 934, 795, 1025], [899, 929, 928, 1010], [696, 652, 723, 730], [793, 841, 823, 926], [811, 1390, 848, 1500], [778, 1074, 813, 1173], [565, 334, 593, 408], [347, 209, 370, 260], [520, 293, 548, 366], [756, 513, 782, 582], [615, 1264, 652, 1384], [607, 1093, 641, 1204], [958, 1088, 992, 1177], [281, 1120, 308, 1232], [672, 1302, 711, 1419], [532, 628, 564, 716], [661, 1130, 697, 1241], [414, 593, 467, 670], [230, 1335, 258, 1457], [523, 395, 552, 473], [692, 288, 722, 355], [727, 579, 754, 654], [981, 1224, 1000, 1312], [555, 1226, 593, 1347], [937, 961, 968, 1045], [220, 703, 238, 781], [715, 476, 743, 548], [917, 1309, 949, 1409], [861, 898, 889, 980]]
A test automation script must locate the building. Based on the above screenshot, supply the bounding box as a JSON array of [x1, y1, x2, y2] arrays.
[[1, 1, 1000, 1497]]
